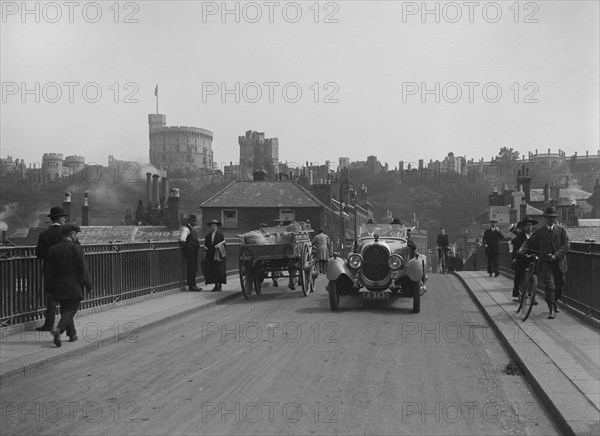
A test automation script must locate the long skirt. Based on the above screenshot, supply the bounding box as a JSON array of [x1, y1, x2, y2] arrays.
[[205, 259, 226, 284]]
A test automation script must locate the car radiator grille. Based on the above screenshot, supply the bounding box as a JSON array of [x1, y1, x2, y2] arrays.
[[362, 246, 389, 281]]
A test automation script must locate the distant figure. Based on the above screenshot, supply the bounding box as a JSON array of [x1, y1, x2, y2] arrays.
[[520, 207, 569, 319], [35, 206, 69, 331], [179, 214, 202, 291], [482, 219, 504, 277], [436, 227, 450, 273], [204, 219, 226, 292], [406, 227, 417, 258], [46, 224, 93, 347], [312, 229, 331, 274], [511, 216, 537, 301]]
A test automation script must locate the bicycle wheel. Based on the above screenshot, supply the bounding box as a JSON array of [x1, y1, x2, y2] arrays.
[[516, 273, 528, 313], [521, 274, 538, 321]]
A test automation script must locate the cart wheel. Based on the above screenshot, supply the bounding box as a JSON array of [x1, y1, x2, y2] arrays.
[[300, 246, 311, 296], [309, 255, 318, 293], [239, 259, 253, 299]]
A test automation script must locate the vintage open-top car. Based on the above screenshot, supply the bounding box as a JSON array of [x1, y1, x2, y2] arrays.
[[327, 222, 427, 312]]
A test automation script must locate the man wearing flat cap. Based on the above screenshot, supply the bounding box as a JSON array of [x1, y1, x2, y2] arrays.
[[204, 219, 226, 291], [482, 219, 504, 277], [510, 216, 538, 301], [520, 207, 569, 319], [46, 224, 93, 347], [35, 206, 68, 331], [179, 215, 202, 291]]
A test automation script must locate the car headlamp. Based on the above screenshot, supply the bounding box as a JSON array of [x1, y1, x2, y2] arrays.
[[388, 254, 403, 270], [348, 253, 363, 269]]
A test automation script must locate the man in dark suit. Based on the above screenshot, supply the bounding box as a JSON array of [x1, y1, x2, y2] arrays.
[[47, 224, 93, 347], [436, 227, 449, 273], [520, 207, 569, 319], [35, 206, 68, 331], [510, 216, 538, 300], [204, 219, 226, 292], [179, 214, 202, 291], [482, 219, 504, 277]]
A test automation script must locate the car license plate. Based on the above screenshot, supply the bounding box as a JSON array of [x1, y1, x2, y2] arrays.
[[362, 292, 389, 300]]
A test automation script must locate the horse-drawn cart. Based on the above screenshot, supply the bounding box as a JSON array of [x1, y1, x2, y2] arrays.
[[238, 223, 317, 299]]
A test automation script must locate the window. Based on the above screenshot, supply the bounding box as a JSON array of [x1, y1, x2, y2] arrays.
[[280, 209, 295, 222], [222, 209, 238, 227]]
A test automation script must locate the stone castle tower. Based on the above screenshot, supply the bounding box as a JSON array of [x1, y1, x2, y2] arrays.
[[148, 114, 214, 173], [238, 130, 279, 180]]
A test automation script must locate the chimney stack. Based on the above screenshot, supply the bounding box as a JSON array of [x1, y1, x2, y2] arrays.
[[152, 174, 160, 207], [146, 172, 152, 206], [161, 177, 169, 206], [167, 188, 181, 230], [63, 192, 72, 222], [81, 192, 89, 226]]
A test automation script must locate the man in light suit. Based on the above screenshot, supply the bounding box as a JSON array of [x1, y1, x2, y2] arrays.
[[520, 207, 569, 319]]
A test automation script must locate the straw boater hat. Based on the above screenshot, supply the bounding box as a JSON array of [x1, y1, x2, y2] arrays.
[[543, 207, 558, 217], [206, 219, 222, 227]]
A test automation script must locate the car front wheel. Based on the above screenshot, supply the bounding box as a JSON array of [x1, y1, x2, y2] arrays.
[[328, 280, 340, 311]]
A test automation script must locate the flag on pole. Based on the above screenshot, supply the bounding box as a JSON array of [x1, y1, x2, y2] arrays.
[[154, 84, 158, 96]]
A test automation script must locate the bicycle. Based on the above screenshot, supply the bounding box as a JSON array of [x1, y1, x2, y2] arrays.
[[516, 250, 546, 321]]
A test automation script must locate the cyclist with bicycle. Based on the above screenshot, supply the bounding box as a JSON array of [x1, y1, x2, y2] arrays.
[[519, 207, 570, 319], [483, 218, 504, 277], [511, 216, 538, 301], [436, 227, 450, 273]]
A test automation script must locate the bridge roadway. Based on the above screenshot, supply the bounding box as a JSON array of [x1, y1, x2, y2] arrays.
[[0, 273, 598, 435]]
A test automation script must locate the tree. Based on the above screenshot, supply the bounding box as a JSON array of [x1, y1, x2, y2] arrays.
[[496, 147, 520, 162]]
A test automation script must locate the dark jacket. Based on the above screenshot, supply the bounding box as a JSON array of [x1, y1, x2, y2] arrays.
[[46, 239, 93, 301], [436, 233, 449, 249], [204, 231, 225, 260], [36, 224, 63, 260], [483, 227, 504, 257], [522, 224, 569, 273]]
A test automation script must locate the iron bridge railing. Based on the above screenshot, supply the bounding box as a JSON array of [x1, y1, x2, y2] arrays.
[[0, 241, 241, 327]]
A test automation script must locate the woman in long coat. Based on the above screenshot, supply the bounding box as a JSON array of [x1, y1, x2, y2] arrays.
[[204, 219, 226, 291]]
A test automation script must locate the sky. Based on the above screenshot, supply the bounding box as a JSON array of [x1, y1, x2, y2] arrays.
[[1, 0, 599, 172]]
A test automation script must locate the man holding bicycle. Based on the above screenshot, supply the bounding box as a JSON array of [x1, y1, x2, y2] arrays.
[[519, 207, 569, 319], [511, 216, 538, 301], [436, 227, 449, 273]]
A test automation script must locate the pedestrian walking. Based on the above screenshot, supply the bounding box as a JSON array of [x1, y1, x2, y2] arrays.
[[35, 206, 68, 331], [179, 214, 202, 291], [46, 224, 93, 347], [311, 229, 331, 274], [510, 216, 538, 301], [519, 207, 569, 319], [436, 227, 450, 273], [482, 219, 504, 277], [204, 219, 226, 292]]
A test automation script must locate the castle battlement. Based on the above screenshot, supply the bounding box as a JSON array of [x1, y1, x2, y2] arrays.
[[151, 126, 213, 138]]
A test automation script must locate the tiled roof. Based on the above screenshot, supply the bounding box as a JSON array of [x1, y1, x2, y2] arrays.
[[200, 181, 326, 208]]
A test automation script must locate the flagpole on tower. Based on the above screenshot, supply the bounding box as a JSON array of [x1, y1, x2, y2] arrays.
[[154, 84, 159, 115]]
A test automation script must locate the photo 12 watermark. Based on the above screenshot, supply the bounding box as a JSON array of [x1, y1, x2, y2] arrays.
[[1, 1, 140, 24], [201, 321, 339, 344], [1, 82, 140, 104], [399, 321, 539, 344], [201, 1, 340, 24], [400, 1, 540, 24], [0, 321, 139, 344], [1, 401, 139, 424], [401, 401, 540, 424], [201, 82, 340, 104], [201, 401, 339, 423], [401, 82, 540, 104]]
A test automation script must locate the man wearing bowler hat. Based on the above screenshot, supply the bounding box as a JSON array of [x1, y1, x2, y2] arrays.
[[520, 207, 569, 319], [179, 215, 202, 291], [47, 224, 93, 347], [510, 216, 538, 301], [35, 206, 69, 331], [204, 219, 226, 291], [482, 218, 504, 277]]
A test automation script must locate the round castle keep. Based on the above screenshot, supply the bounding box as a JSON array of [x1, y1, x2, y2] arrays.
[[42, 152, 64, 181], [63, 155, 85, 175], [148, 114, 214, 171]]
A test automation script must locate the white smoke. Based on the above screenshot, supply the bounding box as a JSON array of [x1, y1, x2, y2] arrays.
[[0, 202, 19, 231]]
